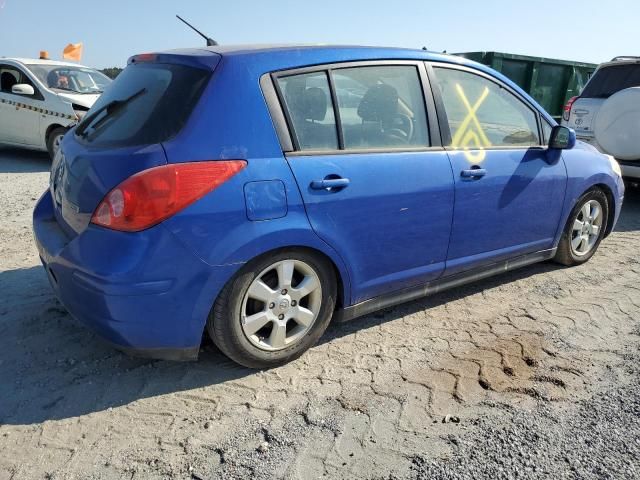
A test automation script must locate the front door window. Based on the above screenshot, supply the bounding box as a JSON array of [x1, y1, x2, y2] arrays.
[[433, 67, 540, 157]]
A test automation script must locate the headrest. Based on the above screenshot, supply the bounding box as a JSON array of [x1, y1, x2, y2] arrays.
[[284, 77, 306, 110], [46, 70, 59, 88], [1, 72, 17, 91], [302, 87, 327, 121], [357, 84, 399, 122]]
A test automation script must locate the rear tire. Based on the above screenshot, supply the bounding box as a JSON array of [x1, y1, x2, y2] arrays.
[[208, 249, 337, 369], [46, 127, 67, 160], [554, 188, 608, 266]]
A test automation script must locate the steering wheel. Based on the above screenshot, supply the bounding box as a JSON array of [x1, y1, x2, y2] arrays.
[[387, 113, 414, 142]]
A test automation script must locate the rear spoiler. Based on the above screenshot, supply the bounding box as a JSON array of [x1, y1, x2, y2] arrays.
[[128, 50, 221, 70]]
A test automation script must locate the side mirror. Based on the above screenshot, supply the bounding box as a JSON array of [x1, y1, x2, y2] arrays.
[[11, 84, 35, 96], [549, 125, 576, 149]]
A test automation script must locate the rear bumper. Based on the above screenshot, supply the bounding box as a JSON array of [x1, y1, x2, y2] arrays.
[[33, 190, 239, 360]]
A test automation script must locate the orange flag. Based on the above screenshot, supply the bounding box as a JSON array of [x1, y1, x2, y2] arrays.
[[63, 43, 83, 62]]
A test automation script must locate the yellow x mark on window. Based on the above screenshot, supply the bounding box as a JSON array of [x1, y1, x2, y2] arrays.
[[450, 84, 492, 162]]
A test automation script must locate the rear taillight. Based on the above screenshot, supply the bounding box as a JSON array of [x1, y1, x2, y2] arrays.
[[563, 96, 579, 121], [91, 160, 246, 232]]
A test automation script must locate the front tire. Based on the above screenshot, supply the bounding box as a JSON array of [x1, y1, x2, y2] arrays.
[[554, 188, 608, 266], [46, 127, 67, 160], [208, 249, 337, 369]]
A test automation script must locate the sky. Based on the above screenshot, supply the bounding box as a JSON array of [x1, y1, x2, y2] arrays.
[[0, 0, 637, 68]]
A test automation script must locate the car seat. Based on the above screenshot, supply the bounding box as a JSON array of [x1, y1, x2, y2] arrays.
[[356, 84, 408, 147], [285, 79, 335, 149]]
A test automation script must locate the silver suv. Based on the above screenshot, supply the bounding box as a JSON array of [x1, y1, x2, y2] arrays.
[[563, 56, 640, 179]]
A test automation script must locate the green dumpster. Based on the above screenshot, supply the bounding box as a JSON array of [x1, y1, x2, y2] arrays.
[[455, 51, 597, 121]]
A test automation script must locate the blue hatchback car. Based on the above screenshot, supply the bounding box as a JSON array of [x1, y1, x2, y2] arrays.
[[33, 45, 624, 368]]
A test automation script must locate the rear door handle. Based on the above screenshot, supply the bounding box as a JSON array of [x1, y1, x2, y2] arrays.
[[310, 177, 350, 190], [461, 168, 487, 179]]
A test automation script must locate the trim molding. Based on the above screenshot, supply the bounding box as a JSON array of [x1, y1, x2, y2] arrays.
[[334, 248, 556, 323]]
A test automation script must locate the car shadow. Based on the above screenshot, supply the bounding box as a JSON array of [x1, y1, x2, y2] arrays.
[[0, 264, 254, 426], [0, 147, 50, 173], [1, 188, 638, 426], [0, 260, 559, 426], [498, 149, 558, 209]]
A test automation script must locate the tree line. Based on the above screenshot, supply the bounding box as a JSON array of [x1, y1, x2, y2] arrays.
[[100, 67, 123, 79]]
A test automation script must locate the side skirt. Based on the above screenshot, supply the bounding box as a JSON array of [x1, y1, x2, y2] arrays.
[[334, 248, 556, 323]]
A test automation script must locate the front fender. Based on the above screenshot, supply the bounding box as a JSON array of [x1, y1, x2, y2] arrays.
[[557, 145, 625, 244]]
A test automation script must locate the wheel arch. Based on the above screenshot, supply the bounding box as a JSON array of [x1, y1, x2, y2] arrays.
[[554, 177, 618, 251], [588, 183, 616, 237], [561, 148, 622, 240], [190, 237, 353, 350], [194, 243, 350, 353], [45, 123, 67, 143], [224, 245, 349, 311]]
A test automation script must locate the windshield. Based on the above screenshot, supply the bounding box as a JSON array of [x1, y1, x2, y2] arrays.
[[26, 64, 111, 94]]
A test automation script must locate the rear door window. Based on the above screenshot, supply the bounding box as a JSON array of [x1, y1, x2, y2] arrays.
[[77, 63, 210, 147], [581, 64, 640, 98], [276, 64, 430, 152], [276, 72, 338, 151], [332, 65, 429, 149]]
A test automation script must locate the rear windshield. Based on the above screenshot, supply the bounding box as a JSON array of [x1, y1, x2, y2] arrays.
[[76, 62, 210, 147], [581, 64, 640, 98]]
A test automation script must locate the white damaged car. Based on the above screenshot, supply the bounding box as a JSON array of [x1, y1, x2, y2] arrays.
[[0, 58, 111, 158]]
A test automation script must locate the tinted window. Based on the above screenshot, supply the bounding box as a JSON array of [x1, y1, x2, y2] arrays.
[[277, 72, 338, 151], [0, 66, 20, 93], [0, 65, 42, 99], [581, 64, 640, 98], [77, 63, 210, 148], [332, 66, 429, 149], [434, 68, 539, 148]]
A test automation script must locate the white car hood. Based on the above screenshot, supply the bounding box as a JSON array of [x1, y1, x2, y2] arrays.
[[56, 91, 100, 109]]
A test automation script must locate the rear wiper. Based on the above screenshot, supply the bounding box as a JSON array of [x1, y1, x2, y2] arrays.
[[76, 88, 146, 138]]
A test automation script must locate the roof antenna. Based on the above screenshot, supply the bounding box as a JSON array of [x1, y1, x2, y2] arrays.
[[176, 15, 218, 46]]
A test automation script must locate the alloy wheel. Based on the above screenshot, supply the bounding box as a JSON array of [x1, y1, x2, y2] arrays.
[[241, 259, 322, 351], [571, 199, 603, 256]]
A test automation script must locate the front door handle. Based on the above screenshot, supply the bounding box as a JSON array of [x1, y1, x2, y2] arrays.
[[461, 168, 487, 179], [310, 177, 350, 191]]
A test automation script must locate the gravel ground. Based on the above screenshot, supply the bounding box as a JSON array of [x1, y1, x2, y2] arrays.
[[411, 355, 640, 479], [0, 147, 639, 479]]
